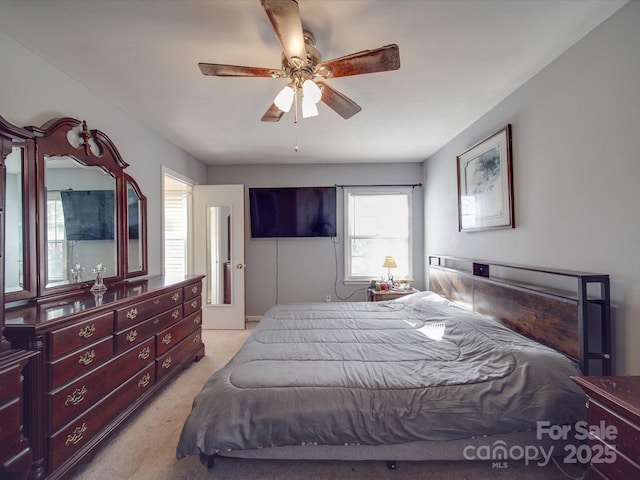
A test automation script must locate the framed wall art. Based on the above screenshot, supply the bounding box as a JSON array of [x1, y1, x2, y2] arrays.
[[457, 124, 514, 232]]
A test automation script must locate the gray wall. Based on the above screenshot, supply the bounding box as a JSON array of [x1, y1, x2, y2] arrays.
[[0, 32, 208, 276], [207, 163, 424, 317], [424, 1, 640, 375]]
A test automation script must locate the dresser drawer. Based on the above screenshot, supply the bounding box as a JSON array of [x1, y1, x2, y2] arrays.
[[152, 305, 183, 331], [156, 328, 202, 382], [183, 295, 201, 317], [49, 311, 114, 359], [588, 399, 640, 463], [0, 360, 24, 404], [115, 288, 183, 330], [589, 436, 640, 480], [183, 281, 201, 301], [49, 336, 113, 390], [114, 316, 160, 354], [48, 337, 155, 431], [48, 363, 155, 471], [0, 397, 21, 448], [156, 311, 202, 357]]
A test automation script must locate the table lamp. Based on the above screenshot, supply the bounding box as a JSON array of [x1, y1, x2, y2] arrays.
[[382, 256, 397, 282]]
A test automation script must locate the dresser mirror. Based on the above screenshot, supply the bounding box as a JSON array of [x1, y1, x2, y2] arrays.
[[44, 155, 118, 288], [5, 147, 27, 293], [0, 116, 149, 301], [126, 175, 147, 277], [1, 119, 37, 303]]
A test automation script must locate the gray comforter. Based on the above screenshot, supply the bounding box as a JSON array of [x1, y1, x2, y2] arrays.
[[176, 292, 585, 458]]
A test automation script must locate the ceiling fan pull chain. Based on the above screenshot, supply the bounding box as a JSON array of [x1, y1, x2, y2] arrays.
[[294, 89, 299, 152]]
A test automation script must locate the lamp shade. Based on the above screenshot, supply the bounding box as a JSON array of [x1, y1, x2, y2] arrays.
[[302, 79, 322, 103], [274, 85, 295, 112], [302, 97, 319, 118], [382, 256, 397, 269]]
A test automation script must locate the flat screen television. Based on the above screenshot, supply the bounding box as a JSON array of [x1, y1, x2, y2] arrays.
[[249, 186, 337, 238], [60, 190, 115, 241]]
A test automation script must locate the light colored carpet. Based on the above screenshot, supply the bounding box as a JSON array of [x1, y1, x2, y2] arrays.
[[69, 324, 586, 480]]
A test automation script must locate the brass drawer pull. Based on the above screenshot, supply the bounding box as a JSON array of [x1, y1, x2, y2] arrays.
[[172, 309, 180, 319], [162, 333, 172, 345], [126, 330, 138, 343], [194, 333, 201, 343], [78, 350, 95, 366], [65, 385, 88, 407], [172, 293, 180, 302], [161, 356, 172, 369], [126, 308, 138, 320], [191, 286, 198, 294], [65, 423, 87, 447], [138, 346, 151, 360], [138, 373, 151, 388], [193, 316, 201, 326], [78, 324, 95, 339], [153, 299, 160, 305], [153, 318, 160, 325], [190, 300, 198, 309]]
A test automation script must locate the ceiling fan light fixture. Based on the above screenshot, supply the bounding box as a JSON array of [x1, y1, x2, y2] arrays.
[[302, 79, 322, 104], [302, 97, 319, 118], [274, 85, 295, 112]]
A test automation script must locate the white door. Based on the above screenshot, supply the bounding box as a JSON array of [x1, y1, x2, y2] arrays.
[[193, 184, 245, 329]]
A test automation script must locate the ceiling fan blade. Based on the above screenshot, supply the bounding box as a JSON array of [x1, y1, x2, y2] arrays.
[[316, 44, 400, 78], [198, 63, 285, 78], [317, 82, 362, 119], [261, 103, 285, 122], [261, 0, 306, 65]]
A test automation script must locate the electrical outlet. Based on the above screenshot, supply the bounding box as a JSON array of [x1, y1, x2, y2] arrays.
[[325, 295, 331, 302]]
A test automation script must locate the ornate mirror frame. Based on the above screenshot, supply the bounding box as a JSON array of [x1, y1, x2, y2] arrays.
[[0, 115, 37, 303], [0, 117, 148, 303]]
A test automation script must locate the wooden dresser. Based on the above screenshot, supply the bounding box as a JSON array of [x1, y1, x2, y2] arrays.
[[572, 376, 640, 480], [4, 275, 204, 480], [0, 350, 38, 480]]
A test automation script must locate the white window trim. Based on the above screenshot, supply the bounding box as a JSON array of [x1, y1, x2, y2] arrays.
[[342, 186, 413, 284]]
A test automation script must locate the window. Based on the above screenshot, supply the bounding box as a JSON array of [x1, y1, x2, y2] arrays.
[[47, 191, 67, 283], [162, 170, 194, 277], [344, 187, 412, 282]]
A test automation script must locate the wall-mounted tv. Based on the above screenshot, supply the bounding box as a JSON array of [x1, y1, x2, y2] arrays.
[[60, 190, 115, 241], [249, 186, 337, 238]]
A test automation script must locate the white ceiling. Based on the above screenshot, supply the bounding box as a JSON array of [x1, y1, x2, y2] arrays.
[[0, 0, 626, 165]]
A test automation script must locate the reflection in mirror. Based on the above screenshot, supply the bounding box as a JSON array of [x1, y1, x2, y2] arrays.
[[5, 147, 24, 293], [127, 180, 143, 273], [206, 206, 231, 305], [45, 155, 117, 288]]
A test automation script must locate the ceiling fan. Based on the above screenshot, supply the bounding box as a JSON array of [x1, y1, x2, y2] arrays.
[[198, 0, 400, 122]]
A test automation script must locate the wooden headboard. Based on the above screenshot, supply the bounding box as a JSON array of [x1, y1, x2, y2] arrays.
[[428, 255, 612, 375]]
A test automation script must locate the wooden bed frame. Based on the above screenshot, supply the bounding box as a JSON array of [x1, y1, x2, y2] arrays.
[[204, 256, 611, 468], [428, 255, 612, 375]]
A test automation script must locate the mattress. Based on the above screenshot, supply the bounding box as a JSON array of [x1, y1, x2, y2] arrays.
[[176, 291, 585, 459]]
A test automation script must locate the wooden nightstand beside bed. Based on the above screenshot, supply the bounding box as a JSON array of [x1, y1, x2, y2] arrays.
[[367, 287, 418, 301], [572, 376, 640, 480]]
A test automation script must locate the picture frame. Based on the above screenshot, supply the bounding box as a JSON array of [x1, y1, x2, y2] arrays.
[[457, 124, 514, 232]]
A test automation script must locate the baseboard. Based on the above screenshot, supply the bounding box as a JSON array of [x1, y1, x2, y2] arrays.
[[246, 316, 262, 323]]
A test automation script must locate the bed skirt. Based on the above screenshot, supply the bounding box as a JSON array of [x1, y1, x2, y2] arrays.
[[215, 430, 577, 463]]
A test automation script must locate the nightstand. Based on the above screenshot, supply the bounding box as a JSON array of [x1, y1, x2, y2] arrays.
[[571, 376, 640, 480], [367, 288, 418, 302]]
